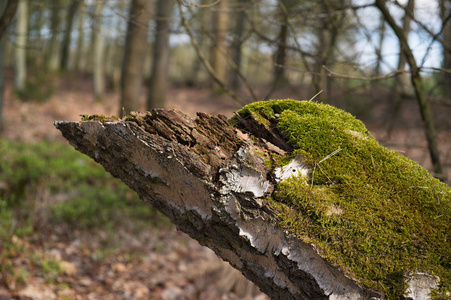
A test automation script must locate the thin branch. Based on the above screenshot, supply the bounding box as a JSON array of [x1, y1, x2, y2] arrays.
[[181, 0, 221, 8], [323, 65, 408, 81], [309, 90, 323, 101]]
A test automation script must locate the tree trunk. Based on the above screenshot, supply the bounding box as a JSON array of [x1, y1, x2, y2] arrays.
[[311, 0, 346, 102], [74, 1, 85, 71], [47, 0, 61, 72], [374, 16, 386, 77], [209, 0, 229, 92], [273, 1, 288, 89], [60, 0, 80, 71], [191, 0, 210, 85], [119, 0, 152, 115], [386, 0, 415, 137], [0, 0, 18, 38], [229, 0, 249, 90], [375, 0, 444, 180], [0, 0, 12, 132], [440, 0, 451, 100], [55, 100, 451, 299], [92, 0, 105, 102], [147, 0, 174, 109], [14, 0, 28, 91]]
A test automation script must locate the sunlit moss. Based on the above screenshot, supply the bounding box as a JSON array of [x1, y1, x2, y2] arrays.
[[236, 99, 451, 298], [80, 114, 120, 123]]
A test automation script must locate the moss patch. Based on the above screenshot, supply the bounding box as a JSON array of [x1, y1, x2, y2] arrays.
[[235, 99, 451, 298], [80, 114, 120, 123]]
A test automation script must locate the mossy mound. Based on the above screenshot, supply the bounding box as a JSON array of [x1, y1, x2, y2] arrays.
[[235, 99, 450, 298]]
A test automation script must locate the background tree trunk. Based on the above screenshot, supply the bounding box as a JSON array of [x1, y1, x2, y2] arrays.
[[0, 0, 14, 132], [119, 0, 152, 115], [440, 0, 451, 100], [191, 0, 210, 85], [147, 0, 174, 109], [209, 0, 229, 92], [386, 0, 415, 137], [0, 0, 18, 38], [229, 0, 249, 90], [273, 0, 289, 89], [14, 0, 28, 91], [375, 0, 444, 180], [92, 0, 105, 102], [47, 0, 61, 72], [74, 1, 85, 71], [311, 0, 346, 102], [60, 0, 80, 71]]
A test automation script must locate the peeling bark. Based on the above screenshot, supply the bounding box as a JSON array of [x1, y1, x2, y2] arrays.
[[54, 108, 385, 300]]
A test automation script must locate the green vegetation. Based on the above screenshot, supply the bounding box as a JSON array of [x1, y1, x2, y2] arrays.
[[0, 139, 165, 230], [236, 99, 451, 298], [0, 139, 168, 288], [80, 114, 121, 123]]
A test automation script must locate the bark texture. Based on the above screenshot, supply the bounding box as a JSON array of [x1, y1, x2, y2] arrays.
[[55, 109, 383, 300]]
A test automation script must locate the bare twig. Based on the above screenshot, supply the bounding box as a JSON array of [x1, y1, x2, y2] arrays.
[[177, 0, 247, 106], [181, 0, 221, 8], [311, 148, 342, 185], [309, 90, 323, 101], [322, 65, 408, 81]]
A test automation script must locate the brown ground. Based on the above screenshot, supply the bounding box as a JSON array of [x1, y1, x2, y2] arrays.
[[1, 73, 450, 300]]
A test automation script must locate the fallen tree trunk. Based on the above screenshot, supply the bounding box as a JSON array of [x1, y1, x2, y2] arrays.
[[55, 100, 450, 300]]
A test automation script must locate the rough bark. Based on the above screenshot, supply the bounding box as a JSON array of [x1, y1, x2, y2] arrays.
[[54, 109, 384, 300]]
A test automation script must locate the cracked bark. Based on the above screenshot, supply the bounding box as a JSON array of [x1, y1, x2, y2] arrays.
[[55, 109, 383, 300]]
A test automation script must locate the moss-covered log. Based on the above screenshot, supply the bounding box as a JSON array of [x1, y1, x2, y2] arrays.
[[54, 100, 450, 300]]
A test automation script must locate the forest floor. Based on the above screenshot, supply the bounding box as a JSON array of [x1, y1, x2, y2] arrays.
[[0, 73, 450, 300]]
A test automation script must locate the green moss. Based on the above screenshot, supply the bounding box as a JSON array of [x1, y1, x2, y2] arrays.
[[80, 114, 120, 123], [236, 99, 451, 298]]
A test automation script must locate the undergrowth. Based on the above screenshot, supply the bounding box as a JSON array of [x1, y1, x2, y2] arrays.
[[0, 139, 167, 238], [0, 139, 169, 288]]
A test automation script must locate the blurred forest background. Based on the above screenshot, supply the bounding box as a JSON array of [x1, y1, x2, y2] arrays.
[[0, 0, 450, 299]]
